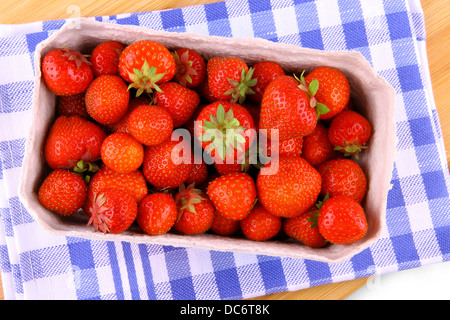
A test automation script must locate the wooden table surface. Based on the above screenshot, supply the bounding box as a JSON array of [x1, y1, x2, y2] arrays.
[[0, 0, 448, 300]]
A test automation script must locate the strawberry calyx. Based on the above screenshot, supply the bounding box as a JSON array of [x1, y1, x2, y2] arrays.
[[295, 71, 330, 118], [306, 193, 330, 228], [61, 46, 90, 69], [334, 137, 368, 159], [224, 68, 257, 104], [199, 104, 247, 161], [86, 192, 111, 234], [127, 60, 166, 97], [175, 183, 205, 221], [173, 50, 199, 87]]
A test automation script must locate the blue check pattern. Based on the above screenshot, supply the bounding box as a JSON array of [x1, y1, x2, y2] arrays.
[[0, 0, 449, 300]]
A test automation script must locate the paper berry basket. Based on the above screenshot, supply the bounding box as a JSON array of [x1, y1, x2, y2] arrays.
[[18, 18, 396, 263]]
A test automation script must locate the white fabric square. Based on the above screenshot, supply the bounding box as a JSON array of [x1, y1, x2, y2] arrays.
[[273, 6, 299, 37], [369, 41, 396, 72], [316, 0, 342, 28]]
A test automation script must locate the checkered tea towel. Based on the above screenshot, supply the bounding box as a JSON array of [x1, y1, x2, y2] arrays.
[[0, 0, 449, 300]]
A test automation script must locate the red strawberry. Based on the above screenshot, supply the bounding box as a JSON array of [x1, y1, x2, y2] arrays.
[[153, 82, 200, 128], [248, 61, 285, 104], [42, 47, 93, 96], [317, 158, 367, 203], [318, 195, 368, 244], [259, 75, 316, 141], [240, 203, 282, 241], [137, 193, 178, 235], [38, 169, 87, 216], [85, 75, 130, 125], [197, 79, 219, 103], [108, 96, 152, 134], [172, 48, 206, 88], [210, 211, 240, 236], [119, 40, 175, 96], [302, 66, 350, 120], [86, 188, 137, 234], [90, 41, 124, 77], [128, 105, 173, 146], [44, 115, 106, 170], [207, 57, 256, 103], [100, 132, 144, 174], [206, 172, 257, 221], [142, 138, 193, 189], [173, 184, 215, 235], [256, 156, 321, 218], [283, 206, 327, 248], [263, 136, 303, 158], [328, 109, 372, 158], [195, 101, 256, 163], [302, 122, 341, 167], [56, 93, 90, 119], [185, 158, 208, 186]]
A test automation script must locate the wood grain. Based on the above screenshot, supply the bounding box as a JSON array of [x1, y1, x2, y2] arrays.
[[0, 0, 447, 300]]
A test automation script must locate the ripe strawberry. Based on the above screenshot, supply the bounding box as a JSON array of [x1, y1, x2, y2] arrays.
[[197, 79, 219, 103], [183, 103, 204, 139], [248, 61, 285, 104], [185, 158, 208, 186], [56, 93, 90, 119], [210, 211, 240, 236], [172, 48, 206, 88], [153, 82, 200, 128], [283, 206, 327, 248], [108, 96, 152, 134], [119, 40, 175, 96], [195, 101, 256, 163], [100, 132, 144, 174], [128, 105, 173, 146], [240, 203, 282, 241], [318, 195, 368, 244], [302, 122, 341, 167], [328, 109, 372, 158], [259, 75, 316, 141], [206, 172, 256, 221], [142, 138, 193, 189], [207, 57, 256, 103], [44, 115, 106, 170], [303, 66, 350, 120], [85, 164, 148, 206], [173, 184, 215, 235], [137, 193, 178, 235], [85, 75, 130, 125], [256, 156, 321, 218], [213, 162, 248, 176], [317, 158, 367, 203], [42, 47, 93, 96], [38, 169, 87, 216], [262, 136, 303, 158], [86, 188, 137, 234], [90, 41, 124, 77]]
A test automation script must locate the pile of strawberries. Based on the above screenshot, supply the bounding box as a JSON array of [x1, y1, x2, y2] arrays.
[[38, 39, 372, 248]]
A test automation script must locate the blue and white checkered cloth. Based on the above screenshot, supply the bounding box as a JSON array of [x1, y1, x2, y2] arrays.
[[0, 0, 449, 300]]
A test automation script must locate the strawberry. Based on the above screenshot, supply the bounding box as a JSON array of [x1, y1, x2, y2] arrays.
[[56, 93, 90, 119], [119, 40, 175, 96], [240, 203, 282, 241], [42, 47, 93, 96], [302, 66, 350, 120], [328, 109, 372, 158], [38, 169, 87, 216], [128, 105, 173, 146], [173, 184, 215, 235], [195, 101, 256, 163], [185, 158, 208, 186], [142, 138, 193, 189], [136, 193, 178, 235], [259, 75, 316, 141], [90, 41, 124, 77], [108, 96, 152, 134], [197, 78, 219, 103], [85, 164, 148, 206], [85, 75, 130, 125], [206, 172, 256, 221], [302, 122, 341, 167], [86, 188, 137, 234], [262, 136, 303, 158], [153, 82, 200, 128], [248, 61, 285, 104], [172, 48, 206, 88], [44, 115, 106, 170], [100, 132, 144, 174], [207, 57, 256, 103], [318, 195, 368, 244], [256, 156, 321, 218], [283, 206, 327, 248], [317, 158, 367, 203], [210, 211, 240, 236]]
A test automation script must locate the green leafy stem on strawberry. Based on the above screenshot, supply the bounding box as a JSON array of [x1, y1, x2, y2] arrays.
[[295, 71, 330, 118]]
